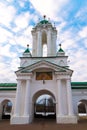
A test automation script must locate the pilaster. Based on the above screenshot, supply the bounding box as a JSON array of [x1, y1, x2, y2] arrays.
[[56, 79, 62, 116], [56, 74, 77, 124], [14, 79, 21, 116], [37, 30, 42, 56], [32, 32, 37, 56], [66, 78, 73, 115], [24, 79, 31, 116], [47, 29, 51, 56]]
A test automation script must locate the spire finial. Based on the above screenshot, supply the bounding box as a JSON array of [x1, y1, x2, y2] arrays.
[[59, 43, 61, 48], [27, 44, 29, 48], [43, 15, 46, 19], [58, 43, 64, 53], [23, 44, 32, 57]]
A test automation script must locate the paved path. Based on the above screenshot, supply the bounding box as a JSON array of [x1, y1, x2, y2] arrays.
[[0, 119, 87, 130]]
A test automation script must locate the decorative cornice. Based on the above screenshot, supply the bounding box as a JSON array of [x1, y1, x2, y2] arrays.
[[56, 74, 71, 80], [16, 72, 33, 80], [16, 60, 73, 75], [55, 71, 72, 76]]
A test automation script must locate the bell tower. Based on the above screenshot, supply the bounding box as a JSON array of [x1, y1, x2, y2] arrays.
[[11, 15, 77, 125], [31, 15, 57, 57]]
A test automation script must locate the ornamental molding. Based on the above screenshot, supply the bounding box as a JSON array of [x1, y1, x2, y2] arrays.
[[16, 73, 33, 80], [16, 60, 73, 75], [55, 71, 72, 76], [56, 75, 71, 80]]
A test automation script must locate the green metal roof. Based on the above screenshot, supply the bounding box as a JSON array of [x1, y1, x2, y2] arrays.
[[58, 44, 64, 53], [58, 48, 64, 52], [23, 44, 31, 56], [40, 19, 49, 24], [38, 15, 51, 25], [24, 48, 30, 53], [0, 82, 87, 91], [71, 82, 87, 86], [71, 82, 87, 89], [0, 83, 17, 91], [0, 83, 17, 87]]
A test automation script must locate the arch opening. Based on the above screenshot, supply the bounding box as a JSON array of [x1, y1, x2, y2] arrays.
[[33, 90, 56, 120], [1, 99, 12, 119], [78, 99, 87, 120], [42, 31, 47, 57]]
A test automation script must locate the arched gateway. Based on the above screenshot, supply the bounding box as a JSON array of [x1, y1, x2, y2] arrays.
[[11, 16, 77, 124]]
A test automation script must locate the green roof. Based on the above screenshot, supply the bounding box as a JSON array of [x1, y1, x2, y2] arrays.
[[0, 83, 17, 87], [71, 82, 87, 86], [24, 48, 30, 53], [71, 82, 87, 89], [0, 82, 87, 90], [0, 83, 17, 91], [58, 48, 64, 52], [40, 19, 49, 24]]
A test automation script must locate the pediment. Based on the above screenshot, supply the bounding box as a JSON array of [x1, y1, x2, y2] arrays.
[[16, 60, 73, 75]]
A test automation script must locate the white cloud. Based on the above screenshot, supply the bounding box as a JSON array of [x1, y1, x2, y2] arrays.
[[0, 44, 11, 57], [14, 12, 30, 30], [0, 48, 19, 83], [30, 0, 69, 18], [78, 26, 87, 38], [0, 2, 16, 27], [18, 1, 25, 7], [75, 6, 87, 22], [68, 48, 87, 81], [0, 43, 18, 58], [57, 24, 87, 82], [0, 27, 13, 43], [12, 25, 33, 50], [6, 0, 13, 2], [58, 28, 78, 51], [84, 38, 87, 48], [13, 34, 32, 48]]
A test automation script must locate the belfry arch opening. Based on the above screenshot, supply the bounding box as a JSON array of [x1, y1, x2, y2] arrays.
[[42, 31, 47, 57], [33, 90, 56, 120]]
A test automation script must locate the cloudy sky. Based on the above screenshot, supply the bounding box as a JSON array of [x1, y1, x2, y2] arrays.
[[0, 0, 87, 83]]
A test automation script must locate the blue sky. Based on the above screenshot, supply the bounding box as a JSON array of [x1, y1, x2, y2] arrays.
[[0, 0, 87, 82]]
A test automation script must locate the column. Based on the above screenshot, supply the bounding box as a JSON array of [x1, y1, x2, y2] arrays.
[[52, 31, 57, 56], [14, 79, 21, 116], [32, 33, 36, 56], [37, 31, 42, 56], [47, 30, 51, 56], [57, 79, 62, 115], [24, 79, 30, 116], [67, 79, 73, 115]]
